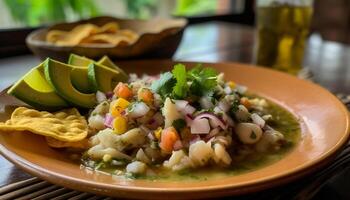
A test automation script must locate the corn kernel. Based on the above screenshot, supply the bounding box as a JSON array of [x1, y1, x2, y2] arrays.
[[113, 116, 127, 134], [115, 98, 130, 108], [154, 127, 162, 140], [110, 98, 130, 117], [227, 81, 236, 89], [103, 154, 112, 162]]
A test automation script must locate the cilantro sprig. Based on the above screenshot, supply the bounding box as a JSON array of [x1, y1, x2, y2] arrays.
[[172, 64, 188, 99], [150, 72, 175, 98], [150, 64, 218, 99], [187, 64, 218, 96]]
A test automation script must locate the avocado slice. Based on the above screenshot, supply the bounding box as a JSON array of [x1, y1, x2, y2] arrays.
[[68, 54, 94, 66], [68, 54, 93, 93], [97, 56, 128, 79], [7, 62, 68, 110], [70, 67, 92, 93], [68, 53, 126, 75], [44, 58, 97, 108], [88, 63, 127, 93]]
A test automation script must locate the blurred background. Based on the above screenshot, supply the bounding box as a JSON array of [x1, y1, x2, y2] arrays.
[[0, 0, 252, 27], [0, 0, 349, 44], [1, 0, 349, 56]]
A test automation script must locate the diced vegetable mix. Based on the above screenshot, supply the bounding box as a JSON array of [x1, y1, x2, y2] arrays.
[[84, 64, 299, 178]]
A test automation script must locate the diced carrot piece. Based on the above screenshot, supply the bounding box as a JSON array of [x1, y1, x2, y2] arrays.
[[240, 97, 251, 109], [114, 82, 133, 99], [160, 126, 180, 152], [137, 88, 154, 104]]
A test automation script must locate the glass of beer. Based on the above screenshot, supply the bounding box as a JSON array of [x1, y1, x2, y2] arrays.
[[255, 0, 313, 75]]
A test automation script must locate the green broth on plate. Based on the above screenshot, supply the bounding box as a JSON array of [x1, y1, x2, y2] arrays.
[[81, 97, 301, 181]]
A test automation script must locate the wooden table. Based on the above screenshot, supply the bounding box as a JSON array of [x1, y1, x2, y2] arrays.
[[0, 21, 349, 198]]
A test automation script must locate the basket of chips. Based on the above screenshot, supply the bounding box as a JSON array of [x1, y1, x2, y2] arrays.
[[26, 16, 187, 61]]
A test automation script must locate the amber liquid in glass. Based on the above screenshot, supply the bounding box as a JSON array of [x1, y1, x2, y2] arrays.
[[256, 5, 313, 75]]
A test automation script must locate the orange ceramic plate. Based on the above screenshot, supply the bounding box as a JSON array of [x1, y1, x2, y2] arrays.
[[0, 60, 349, 199]]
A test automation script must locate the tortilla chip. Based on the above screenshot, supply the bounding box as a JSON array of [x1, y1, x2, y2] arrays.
[[46, 137, 89, 149], [46, 30, 68, 43], [80, 34, 132, 45], [97, 22, 120, 34], [118, 29, 139, 41], [55, 24, 98, 46], [0, 107, 88, 142], [46, 22, 139, 46]]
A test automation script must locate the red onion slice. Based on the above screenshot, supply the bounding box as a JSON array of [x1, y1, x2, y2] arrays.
[[105, 91, 114, 99], [104, 113, 114, 128], [194, 113, 227, 130]]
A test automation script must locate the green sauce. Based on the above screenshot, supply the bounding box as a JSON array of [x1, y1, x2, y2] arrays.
[[84, 98, 301, 181]]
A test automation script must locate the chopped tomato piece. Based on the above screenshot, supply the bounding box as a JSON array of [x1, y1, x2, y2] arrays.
[[114, 82, 132, 99], [160, 126, 180, 152]]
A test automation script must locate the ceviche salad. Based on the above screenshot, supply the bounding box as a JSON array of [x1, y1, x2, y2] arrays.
[[0, 54, 300, 181]]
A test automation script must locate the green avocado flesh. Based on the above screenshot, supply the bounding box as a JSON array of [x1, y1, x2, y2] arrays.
[[68, 54, 93, 93], [70, 67, 91, 93], [44, 58, 96, 108], [88, 63, 125, 93], [7, 62, 68, 110], [68, 54, 128, 81], [68, 54, 94, 66], [97, 56, 128, 79]]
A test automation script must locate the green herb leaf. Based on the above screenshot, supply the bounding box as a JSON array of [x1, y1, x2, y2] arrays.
[[172, 64, 188, 99], [250, 131, 257, 139], [126, 102, 136, 113], [188, 65, 218, 96], [95, 160, 106, 170], [231, 98, 240, 113], [150, 72, 176, 98], [172, 118, 186, 132], [150, 140, 159, 149]]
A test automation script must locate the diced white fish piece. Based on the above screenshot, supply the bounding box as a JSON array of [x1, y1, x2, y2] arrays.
[[88, 114, 105, 130], [189, 140, 213, 167], [126, 161, 147, 174], [87, 145, 131, 160], [136, 148, 152, 164], [213, 143, 232, 166], [251, 113, 266, 128], [163, 98, 183, 128], [164, 150, 186, 169], [235, 123, 262, 144], [191, 118, 210, 134]]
